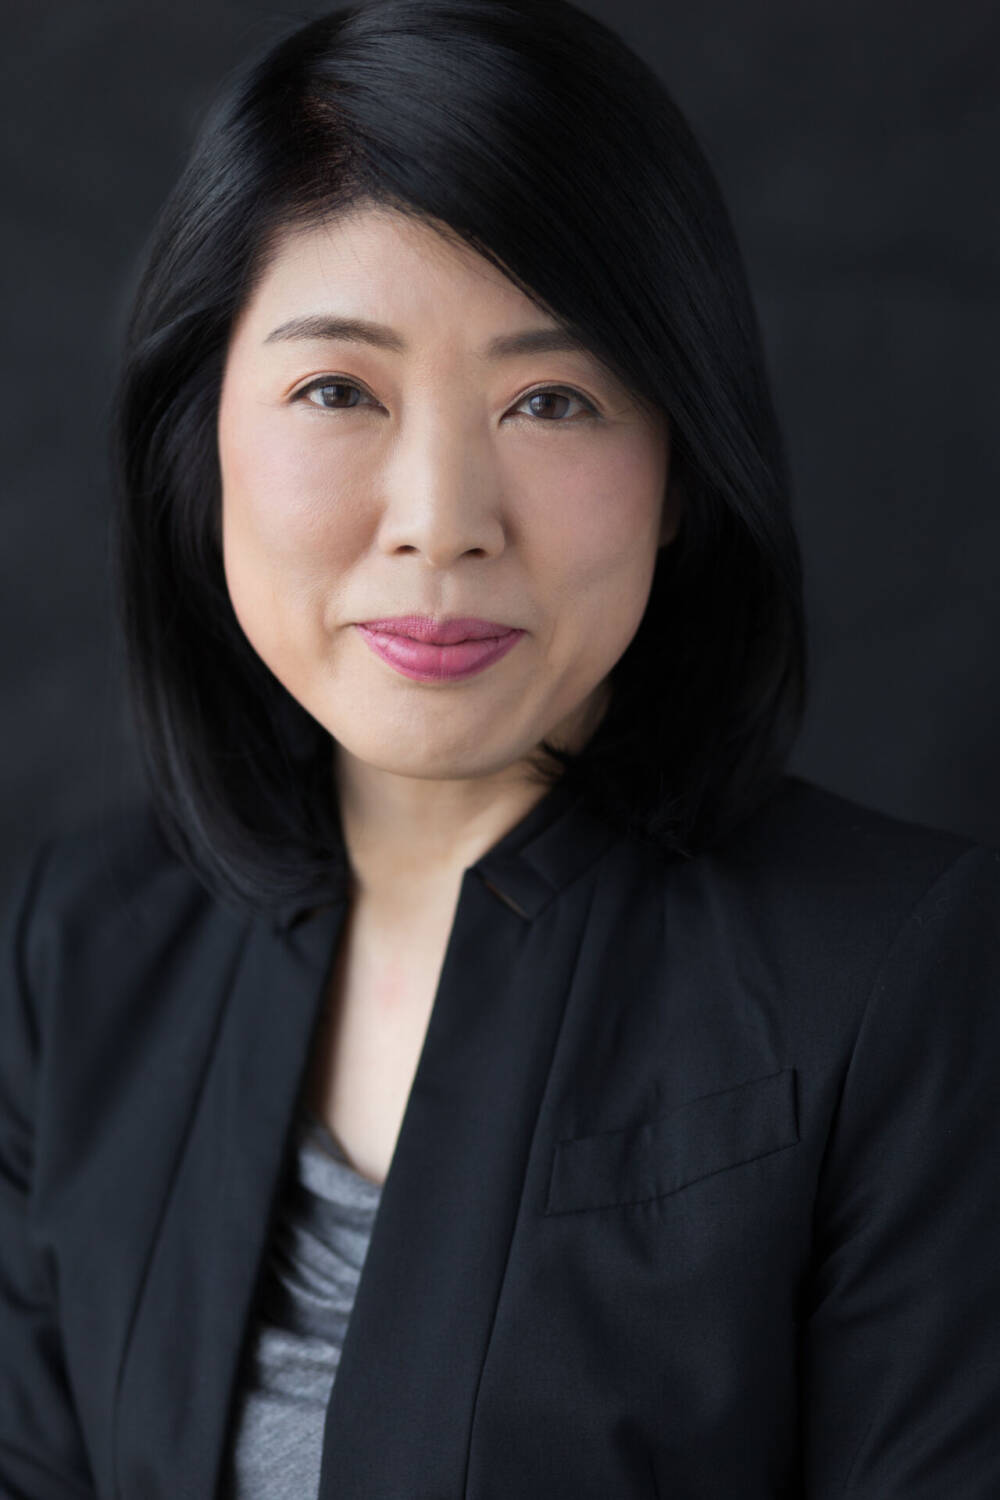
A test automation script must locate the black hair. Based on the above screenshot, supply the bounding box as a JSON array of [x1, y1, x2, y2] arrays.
[[110, 0, 808, 923]]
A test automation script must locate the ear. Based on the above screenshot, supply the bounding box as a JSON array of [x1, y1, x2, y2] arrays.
[[658, 474, 686, 550]]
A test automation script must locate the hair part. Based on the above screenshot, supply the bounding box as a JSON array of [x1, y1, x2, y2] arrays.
[[110, 0, 808, 923]]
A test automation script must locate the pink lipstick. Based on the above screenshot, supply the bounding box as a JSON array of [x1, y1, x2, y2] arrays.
[[355, 616, 525, 683]]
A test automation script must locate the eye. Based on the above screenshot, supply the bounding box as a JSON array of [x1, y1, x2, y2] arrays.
[[512, 386, 598, 424], [296, 377, 375, 411], [291, 377, 598, 422]]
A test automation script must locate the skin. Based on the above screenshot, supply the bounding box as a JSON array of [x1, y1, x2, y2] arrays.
[[217, 201, 682, 920]]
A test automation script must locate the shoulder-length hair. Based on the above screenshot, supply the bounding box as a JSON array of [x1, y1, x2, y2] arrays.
[[110, 0, 807, 923]]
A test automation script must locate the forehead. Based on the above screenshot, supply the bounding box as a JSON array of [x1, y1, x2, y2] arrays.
[[235, 206, 544, 340], [224, 204, 655, 421]]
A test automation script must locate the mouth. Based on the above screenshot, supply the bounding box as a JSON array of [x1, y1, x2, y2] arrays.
[[355, 621, 525, 683], [357, 615, 518, 645]]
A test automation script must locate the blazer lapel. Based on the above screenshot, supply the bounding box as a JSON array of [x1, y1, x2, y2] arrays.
[[114, 895, 348, 1499], [114, 780, 616, 1500], [315, 787, 616, 1499]]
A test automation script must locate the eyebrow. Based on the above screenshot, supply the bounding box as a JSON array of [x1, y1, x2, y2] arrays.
[[262, 314, 590, 361]]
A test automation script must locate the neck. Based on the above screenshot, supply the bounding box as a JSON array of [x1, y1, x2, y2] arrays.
[[330, 680, 610, 917], [333, 753, 552, 918]]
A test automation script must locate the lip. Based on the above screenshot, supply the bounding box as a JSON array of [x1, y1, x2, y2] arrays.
[[358, 616, 517, 645], [356, 621, 525, 683]]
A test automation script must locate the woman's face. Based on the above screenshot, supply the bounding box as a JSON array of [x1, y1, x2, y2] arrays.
[[217, 205, 680, 787]]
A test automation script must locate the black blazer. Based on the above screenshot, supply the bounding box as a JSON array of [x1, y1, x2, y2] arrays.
[[2, 772, 1000, 1499]]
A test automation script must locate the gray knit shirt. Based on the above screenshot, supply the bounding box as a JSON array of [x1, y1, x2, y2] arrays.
[[218, 1105, 383, 1499]]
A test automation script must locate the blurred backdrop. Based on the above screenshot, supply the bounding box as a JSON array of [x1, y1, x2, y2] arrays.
[[3, 0, 999, 903]]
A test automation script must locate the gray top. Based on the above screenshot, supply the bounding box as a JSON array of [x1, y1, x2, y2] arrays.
[[218, 1105, 383, 1500]]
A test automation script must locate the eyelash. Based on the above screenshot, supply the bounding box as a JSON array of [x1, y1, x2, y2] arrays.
[[291, 377, 599, 424]]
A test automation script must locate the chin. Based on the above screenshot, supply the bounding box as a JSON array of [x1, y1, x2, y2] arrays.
[[333, 734, 516, 782]]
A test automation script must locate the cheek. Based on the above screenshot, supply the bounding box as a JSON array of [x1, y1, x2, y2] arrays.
[[218, 406, 357, 670], [527, 440, 665, 616], [217, 406, 373, 624], [221, 415, 335, 551]]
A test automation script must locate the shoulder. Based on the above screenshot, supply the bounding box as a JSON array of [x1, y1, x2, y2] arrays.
[[695, 770, 997, 938], [0, 801, 256, 1173], [721, 770, 983, 883], [2, 798, 247, 1031], [11, 796, 215, 937], [612, 773, 1000, 1041], [15, 796, 185, 905]]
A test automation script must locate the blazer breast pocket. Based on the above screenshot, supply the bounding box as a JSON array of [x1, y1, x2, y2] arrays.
[[543, 1066, 799, 1215]]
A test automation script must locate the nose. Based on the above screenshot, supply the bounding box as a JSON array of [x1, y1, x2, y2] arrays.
[[375, 405, 508, 566]]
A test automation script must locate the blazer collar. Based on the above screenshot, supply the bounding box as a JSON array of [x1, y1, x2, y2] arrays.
[[467, 775, 618, 918], [114, 777, 618, 1499], [272, 773, 617, 931]]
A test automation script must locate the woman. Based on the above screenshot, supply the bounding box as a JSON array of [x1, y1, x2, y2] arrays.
[[2, 0, 998, 1495]]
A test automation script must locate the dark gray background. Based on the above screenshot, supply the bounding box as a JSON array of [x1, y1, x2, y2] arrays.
[[4, 0, 999, 903]]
